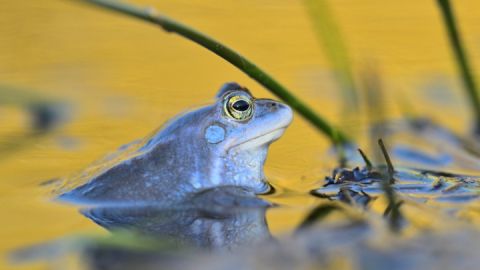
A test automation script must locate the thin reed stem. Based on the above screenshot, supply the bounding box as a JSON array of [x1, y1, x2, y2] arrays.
[[437, 0, 480, 135]]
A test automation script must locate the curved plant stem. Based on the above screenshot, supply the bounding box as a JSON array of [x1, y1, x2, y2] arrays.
[[437, 0, 480, 135], [77, 0, 350, 145]]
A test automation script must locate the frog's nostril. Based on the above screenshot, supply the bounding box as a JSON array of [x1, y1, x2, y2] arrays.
[[267, 102, 279, 112]]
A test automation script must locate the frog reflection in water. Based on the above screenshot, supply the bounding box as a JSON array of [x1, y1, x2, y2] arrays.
[[57, 82, 293, 204], [82, 188, 272, 251]]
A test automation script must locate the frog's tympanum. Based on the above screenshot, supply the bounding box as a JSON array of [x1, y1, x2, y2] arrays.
[[57, 82, 293, 204]]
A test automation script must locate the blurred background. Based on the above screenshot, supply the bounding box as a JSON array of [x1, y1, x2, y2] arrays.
[[1, 0, 480, 268]]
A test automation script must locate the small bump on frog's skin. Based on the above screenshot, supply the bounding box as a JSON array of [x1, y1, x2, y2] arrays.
[[56, 82, 293, 205]]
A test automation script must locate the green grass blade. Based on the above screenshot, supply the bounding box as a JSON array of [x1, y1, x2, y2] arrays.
[[437, 0, 480, 135], [76, 0, 350, 145], [304, 0, 359, 111]]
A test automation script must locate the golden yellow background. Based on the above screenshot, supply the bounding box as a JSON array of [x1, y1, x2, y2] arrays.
[[1, 0, 480, 268]]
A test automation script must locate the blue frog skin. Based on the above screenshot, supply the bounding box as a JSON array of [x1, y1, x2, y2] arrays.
[[56, 82, 293, 204]]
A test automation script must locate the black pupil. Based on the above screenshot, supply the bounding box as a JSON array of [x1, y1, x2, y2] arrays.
[[232, 99, 250, 111]]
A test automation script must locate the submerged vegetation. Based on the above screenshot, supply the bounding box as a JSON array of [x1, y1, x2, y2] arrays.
[[0, 85, 66, 133], [0, 85, 68, 158]]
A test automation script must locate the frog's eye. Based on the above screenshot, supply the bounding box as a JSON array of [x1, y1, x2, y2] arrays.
[[224, 94, 254, 121]]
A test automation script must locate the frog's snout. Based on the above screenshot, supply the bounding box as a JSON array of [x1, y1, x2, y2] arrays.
[[257, 99, 293, 124], [270, 101, 293, 128]]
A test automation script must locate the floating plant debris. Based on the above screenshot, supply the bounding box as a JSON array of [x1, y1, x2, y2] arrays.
[[311, 138, 479, 233], [313, 142, 480, 204]]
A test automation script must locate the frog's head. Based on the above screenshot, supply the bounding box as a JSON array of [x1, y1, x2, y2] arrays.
[[210, 82, 292, 152], [200, 82, 293, 192], [148, 82, 292, 194]]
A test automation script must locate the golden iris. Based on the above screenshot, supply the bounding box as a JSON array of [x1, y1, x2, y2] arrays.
[[224, 94, 254, 121]]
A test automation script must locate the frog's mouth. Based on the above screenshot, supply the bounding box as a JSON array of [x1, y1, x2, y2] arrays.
[[229, 127, 287, 151]]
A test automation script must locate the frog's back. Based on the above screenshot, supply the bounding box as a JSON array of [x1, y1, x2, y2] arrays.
[[53, 138, 145, 197], [55, 138, 197, 204], [53, 108, 211, 204], [53, 131, 165, 203]]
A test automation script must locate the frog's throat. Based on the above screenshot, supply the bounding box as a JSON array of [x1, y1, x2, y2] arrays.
[[215, 145, 269, 193], [227, 128, 286, 152]]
